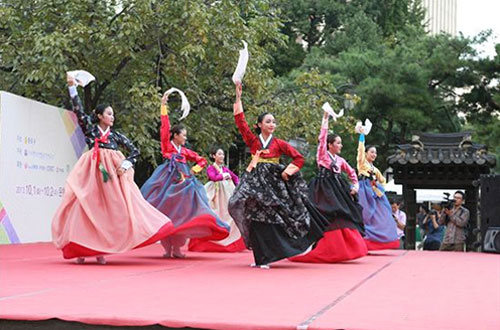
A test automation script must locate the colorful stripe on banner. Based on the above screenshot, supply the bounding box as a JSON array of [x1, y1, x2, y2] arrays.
[[59, 109, 87, 158], [0, 200, 21, 244]]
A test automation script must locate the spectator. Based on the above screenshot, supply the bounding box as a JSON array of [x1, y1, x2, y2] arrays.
[[422, 210, 444, 250], [416, 204, 429, 242], [439, 191, 470, 252], [390, 199, 407, 249]]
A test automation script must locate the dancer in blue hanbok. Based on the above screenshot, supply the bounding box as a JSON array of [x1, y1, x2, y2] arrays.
[[356, 123, 398, 250], [141, 92, 229, 258]]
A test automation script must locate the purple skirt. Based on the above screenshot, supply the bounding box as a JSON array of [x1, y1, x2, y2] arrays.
[[357, 179, 397, 243]]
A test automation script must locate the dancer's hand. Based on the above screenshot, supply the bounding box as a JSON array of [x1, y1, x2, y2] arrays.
[[350, 187, 358, 195], [116, 167, 126, 176], [67, 74, 76, 86], [161, 92, 169, 106], [281, 171, 289, 181]]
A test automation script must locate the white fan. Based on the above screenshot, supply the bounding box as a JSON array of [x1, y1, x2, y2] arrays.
[[164, 88, 191, 120], [322, 102, 344, 121], [232, 40, 249, 84], [355, 119, 373, 135], [67, 70, 95, 87]]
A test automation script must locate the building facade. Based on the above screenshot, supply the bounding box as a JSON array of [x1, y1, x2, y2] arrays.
[[422, 0, 457, 36]]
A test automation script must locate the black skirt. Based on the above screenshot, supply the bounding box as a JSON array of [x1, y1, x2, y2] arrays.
[[308, 167, 365, 235], [228, 163, 328, 265]]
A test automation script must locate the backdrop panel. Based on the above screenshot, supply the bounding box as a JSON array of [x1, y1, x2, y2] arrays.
[[0, 91, 86, 244]]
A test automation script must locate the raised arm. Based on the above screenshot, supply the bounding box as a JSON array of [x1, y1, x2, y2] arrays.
[[316, 112, 329, 167], [160, 93, 171, 156], [233, 83, 258, 147], [67, 76, 92, 136], [356, 133, 366, 172]]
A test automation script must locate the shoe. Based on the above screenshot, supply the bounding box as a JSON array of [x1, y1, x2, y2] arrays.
[[96, 256, 106, 265], [75, 257, 85, 264], [172, 247, 186, 259], [250, 263, 270, 269], [161, 239, 172, 258]]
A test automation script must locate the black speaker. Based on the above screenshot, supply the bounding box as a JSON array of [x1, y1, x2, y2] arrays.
[[483, 227, 500, 252], [480, 174, 500, 253]]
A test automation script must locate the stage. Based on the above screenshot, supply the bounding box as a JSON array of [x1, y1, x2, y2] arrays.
[[1, 243, 499, 330]]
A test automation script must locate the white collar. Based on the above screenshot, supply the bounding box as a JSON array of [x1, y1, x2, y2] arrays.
[[327, 151, 337, 161], [98, 125, 110, 137], [259, 134, 273, 149], [214, 162, 224, 173], [171, 141, 182, 153]]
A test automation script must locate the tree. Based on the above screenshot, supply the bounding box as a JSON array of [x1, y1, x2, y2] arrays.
[[268, 0, 496, 171], [0, 0, 289, 182], [460, 42, 500, 172]]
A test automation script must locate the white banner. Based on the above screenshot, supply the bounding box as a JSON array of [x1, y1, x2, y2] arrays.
[[0, 92, 86, 244]]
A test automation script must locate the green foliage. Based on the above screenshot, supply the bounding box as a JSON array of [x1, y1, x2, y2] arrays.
[[1, 0, 498, 178], [460, 42, 500, 172], [0, 0, 287, 178], [268, 0, 498, 172]]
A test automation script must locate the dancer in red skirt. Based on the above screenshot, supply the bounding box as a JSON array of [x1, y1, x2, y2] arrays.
[[290, 111, 367, 263], [141, 93, 229, 258]]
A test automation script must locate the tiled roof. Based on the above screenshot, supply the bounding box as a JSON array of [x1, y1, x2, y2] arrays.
[[387, 132, 496, 167]]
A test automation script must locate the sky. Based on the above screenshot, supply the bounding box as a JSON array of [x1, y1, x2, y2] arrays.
[[457, 0, 500, 58]]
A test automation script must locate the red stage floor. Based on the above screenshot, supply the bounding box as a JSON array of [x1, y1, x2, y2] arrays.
[[1, 243, 499, 330]]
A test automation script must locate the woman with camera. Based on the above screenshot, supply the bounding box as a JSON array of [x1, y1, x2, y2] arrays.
[[422, 210, 445, 251]]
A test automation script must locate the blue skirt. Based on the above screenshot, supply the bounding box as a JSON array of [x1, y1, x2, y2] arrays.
[[357, 179, 398, 243], [141, 158, 229, 242]]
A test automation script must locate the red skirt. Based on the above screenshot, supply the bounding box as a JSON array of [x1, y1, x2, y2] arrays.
[[188, 237, 246, 252], [289, 228, 368, 263], [364, 238, 400, 250]]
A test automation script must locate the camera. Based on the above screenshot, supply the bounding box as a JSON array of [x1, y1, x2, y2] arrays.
[[440, 193, 455, 224], [440, 192, 454, 210]]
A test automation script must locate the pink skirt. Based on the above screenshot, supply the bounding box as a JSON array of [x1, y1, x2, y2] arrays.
[[52, 149, 174, 259]]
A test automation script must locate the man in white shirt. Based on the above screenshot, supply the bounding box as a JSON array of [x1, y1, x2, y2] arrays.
[[391, 199, 407, 249]]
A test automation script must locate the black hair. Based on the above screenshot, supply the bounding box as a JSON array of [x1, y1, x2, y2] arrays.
[[454, 191, 465, 200], [365, 145, 377, 153], [389, 198, 400, 205], [327, 133, 341, 146], [255, 112, 274, 135], [92, 103, 111, 123], [209, 145, 223, 160], [419, 204, 429, 213], [170, 124, 186, 141], [429, 210, 438, 216]]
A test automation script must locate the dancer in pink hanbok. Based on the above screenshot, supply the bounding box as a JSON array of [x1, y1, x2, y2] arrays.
[[52, 75, 174, 264], [189, 146, 245, 252]]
